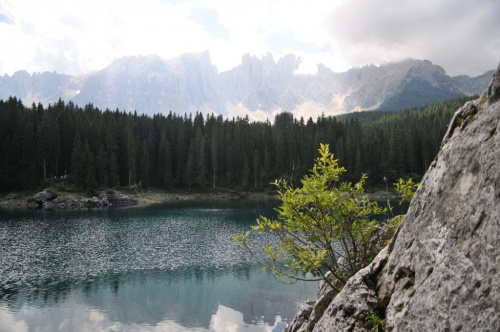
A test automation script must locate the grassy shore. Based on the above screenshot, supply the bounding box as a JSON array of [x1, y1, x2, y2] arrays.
[[129, 190, 280, 207]]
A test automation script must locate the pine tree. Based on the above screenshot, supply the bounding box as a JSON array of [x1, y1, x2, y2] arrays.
[[83, 140, 97, 189], [71, 132, 85, 188], [262, 148, 271, 184], [108, 152, 120, 188], [211, 130, 218, 189], [139, 140, 150, 189], [37, 109, 61, 181], [96, 144, 108, 187], [21, 121, 38, 189], [275, 132, 287, 177], [185, 141, 195, 192], [194, 127, 207, 187], [242, 156, 250, 189], [175, 121, 187, 187], [157, 133, 168, 188], [226, 143, 234, 186], [0, 137, 9, 189], [164, 139, 173, 189], [126, 127, 137, 186]]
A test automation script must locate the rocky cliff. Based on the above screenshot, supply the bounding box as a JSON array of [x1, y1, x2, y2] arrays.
[[289, 63, 500, 332], [72, 52, 225, 115]]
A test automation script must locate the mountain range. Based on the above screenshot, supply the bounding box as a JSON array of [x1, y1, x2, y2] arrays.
[[0, 52, 494, 120]]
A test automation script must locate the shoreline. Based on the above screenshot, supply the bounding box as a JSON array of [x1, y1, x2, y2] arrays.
[[129, 191, 281, 208], [0, 189, 393, 211], [0, 190, 281, 210]]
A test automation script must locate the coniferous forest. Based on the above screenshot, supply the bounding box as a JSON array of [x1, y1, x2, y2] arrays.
[[0, 96, 472, 193]]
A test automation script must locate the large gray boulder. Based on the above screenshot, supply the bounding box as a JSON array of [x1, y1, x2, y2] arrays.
[[100, 191, 137, 206], [29, 189, 57, 204], [291, 62, 500, 332], [6, 193, 17, 200], [375, 62, 500, 332]]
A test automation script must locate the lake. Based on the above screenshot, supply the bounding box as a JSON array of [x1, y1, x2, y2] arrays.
[[0, 201, 318, 332]]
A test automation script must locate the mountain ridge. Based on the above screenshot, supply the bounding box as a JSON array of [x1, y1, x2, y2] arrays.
[[0, 53, 494, 120]]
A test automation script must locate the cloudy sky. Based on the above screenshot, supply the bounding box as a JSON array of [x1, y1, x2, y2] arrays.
[[0, 0, 498, 77]]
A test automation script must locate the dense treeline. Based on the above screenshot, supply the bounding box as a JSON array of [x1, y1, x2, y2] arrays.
[[0, 96, 472, 192]]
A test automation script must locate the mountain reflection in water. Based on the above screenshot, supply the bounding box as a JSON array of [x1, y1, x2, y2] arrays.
[[0, 201, 315, 331]]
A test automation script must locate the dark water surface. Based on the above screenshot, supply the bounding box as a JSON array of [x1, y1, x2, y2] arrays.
[[0, 201, 317, 332]]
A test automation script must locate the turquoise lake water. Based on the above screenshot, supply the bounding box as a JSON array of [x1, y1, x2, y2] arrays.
[[0, 201, 318, 332]]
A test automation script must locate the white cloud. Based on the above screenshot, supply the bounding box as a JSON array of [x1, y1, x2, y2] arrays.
[[0, 0, 497, 76], [0, 309, 28, 332], [326, 0, 500, 76], [0, 0, 214, 75], [0, 0, 344, 75], [210, 305, 278, 332], [0, 303, 281, 332]]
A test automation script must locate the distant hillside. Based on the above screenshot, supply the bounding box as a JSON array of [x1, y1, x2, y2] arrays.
[[0, 53, 494, 120], [378, 79, 465, 110]]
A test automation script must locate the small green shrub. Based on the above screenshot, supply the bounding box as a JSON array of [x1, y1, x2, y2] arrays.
[[455, 113, 475, 127], [394, 178, 419, 205], [233, 144, 386, 291], [365, 312, 386, 332], [481, 93, 488, 103]]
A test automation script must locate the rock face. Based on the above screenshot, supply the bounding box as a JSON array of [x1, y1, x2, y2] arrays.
[[72, 52, 225, 116], [0, 70, 77, 106], [290, 63, 500, 332], [288, 272, 339, 332]]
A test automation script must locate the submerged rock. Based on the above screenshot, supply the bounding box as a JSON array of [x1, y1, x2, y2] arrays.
[[289, 63, 500, 331]]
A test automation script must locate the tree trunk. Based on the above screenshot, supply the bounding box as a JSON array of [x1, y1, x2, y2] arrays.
[[5, 156, 8, 185]]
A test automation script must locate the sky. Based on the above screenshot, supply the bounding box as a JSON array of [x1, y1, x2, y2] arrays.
[[0, 0, 498, 77]]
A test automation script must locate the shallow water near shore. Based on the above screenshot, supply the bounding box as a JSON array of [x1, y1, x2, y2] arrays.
[[0, 200, 317, 332]]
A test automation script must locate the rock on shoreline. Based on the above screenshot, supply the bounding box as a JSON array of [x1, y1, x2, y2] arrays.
[[1, 189, 280, 210], [22, 190, 138, 210]]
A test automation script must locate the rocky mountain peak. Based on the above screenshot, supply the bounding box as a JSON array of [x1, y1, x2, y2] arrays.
[[237, 52, 300, 78], [0, 54, 495, 119], [167, 51, 214, 70], [109, 54, 164, 67], [12, 70, 31, 79]]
